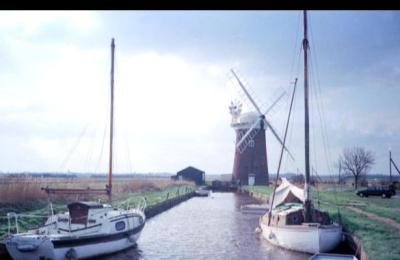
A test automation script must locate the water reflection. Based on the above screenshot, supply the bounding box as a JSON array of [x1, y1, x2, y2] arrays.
[[100, 192, 310, 260]]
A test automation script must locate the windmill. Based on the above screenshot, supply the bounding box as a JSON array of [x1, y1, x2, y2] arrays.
[[230, 69, 293, 185]]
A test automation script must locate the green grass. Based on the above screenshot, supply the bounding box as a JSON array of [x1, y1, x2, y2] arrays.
[[319, 201, 400, 260], [314, 187, 400, 223], [0, 184, 194, 239], [113, 184, 194, 208], [242, 185, 400, 260]]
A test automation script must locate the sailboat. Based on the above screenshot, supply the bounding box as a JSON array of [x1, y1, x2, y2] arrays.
[[259, 11, 342, 254], [3, 39, 146, 259]]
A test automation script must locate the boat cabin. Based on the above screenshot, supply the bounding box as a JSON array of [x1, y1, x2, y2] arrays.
[[68, 202, 104, 225], [265, 204, 332, 227], [265, 178, 332, 226]]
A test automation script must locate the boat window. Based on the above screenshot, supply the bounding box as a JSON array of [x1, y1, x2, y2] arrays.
[[58, 217, 69, 222], [115, 221, 126, 231]]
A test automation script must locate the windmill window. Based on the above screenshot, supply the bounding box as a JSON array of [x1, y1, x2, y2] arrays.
[[115, 221, 126, 231], [248, 140, 255, 147]]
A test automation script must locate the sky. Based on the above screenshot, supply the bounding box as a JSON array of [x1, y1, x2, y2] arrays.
[[0, 10, 399, 176]]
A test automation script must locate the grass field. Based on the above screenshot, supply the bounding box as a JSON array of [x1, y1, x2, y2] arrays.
[[242, 185, 400, 260], [0, 176, 195, 238]]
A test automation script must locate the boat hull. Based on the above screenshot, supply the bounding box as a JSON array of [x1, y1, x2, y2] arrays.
[[5, 223, 144, 260], [260, 221, 342, 254], [54, 229, 143, 259]]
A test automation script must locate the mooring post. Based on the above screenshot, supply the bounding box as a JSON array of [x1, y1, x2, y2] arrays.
[[7, 214, 10, 234], [15, 215, 19, 234], [390, 149, 392, 182]]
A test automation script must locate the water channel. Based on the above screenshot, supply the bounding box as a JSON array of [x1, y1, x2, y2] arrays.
[[101, 192, 310, 260]]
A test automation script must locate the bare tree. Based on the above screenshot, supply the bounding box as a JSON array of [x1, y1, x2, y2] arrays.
[[338, 146, 375, 189]]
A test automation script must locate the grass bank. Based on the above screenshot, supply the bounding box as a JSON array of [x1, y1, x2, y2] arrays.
[[242, 185, 400, 260]]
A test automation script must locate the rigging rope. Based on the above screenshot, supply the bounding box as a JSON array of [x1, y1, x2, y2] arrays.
[[282, 11, 303, 174], [0, 214, 49, 219], [124, 130, 133, 174], [283, 44, 303, 174], [95, 119, 108, 173], [308, 15, 341, 220], [58, 124, 90, 172], [288, 11, 303, 81], [83, 126, 97, 173], [268, 78, 298, 226]]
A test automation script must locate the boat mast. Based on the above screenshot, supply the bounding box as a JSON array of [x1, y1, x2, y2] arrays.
[[303, 10, 312, 222], [108, 38, 115, 203]]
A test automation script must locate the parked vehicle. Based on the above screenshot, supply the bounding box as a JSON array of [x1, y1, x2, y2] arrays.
[[356, 185, 396, 198]]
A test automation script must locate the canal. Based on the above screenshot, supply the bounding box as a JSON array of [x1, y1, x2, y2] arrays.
[[101, 192, 310, 260]]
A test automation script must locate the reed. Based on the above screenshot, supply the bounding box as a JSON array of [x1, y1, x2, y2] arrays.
[[0, 176, 190, 203]]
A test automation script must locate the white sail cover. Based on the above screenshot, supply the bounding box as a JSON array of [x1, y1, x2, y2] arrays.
[[271, 178, 305, 209]]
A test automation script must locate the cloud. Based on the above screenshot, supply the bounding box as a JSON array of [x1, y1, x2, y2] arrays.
[[0, 11, 98, 37], [113, 52, 234, 173], [0, 40, 236, 173], [1, 11, 400, 175]]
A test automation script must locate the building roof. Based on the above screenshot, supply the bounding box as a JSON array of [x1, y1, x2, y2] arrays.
[[177, 166, 204, 174]]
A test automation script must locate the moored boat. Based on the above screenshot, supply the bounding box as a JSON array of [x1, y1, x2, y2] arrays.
[[260, 208, 342, 254], [4, 201, 146, 259], [259, 10, 343, 254], [195, 186, 211, 197], [259, 179, 342, 254]]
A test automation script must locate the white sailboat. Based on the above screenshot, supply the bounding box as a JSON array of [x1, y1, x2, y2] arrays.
[[259, 11, 342, 254], [3, 38, 147, 259]]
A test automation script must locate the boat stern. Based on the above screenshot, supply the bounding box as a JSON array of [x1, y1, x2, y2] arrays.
[[318, 224, 343, 253], [4, 234, 55, 260]]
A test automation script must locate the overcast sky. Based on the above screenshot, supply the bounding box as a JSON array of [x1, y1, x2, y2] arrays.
[[0, 11, 399, 176]]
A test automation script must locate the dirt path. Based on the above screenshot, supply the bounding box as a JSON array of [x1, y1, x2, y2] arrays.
[[347, 206, 400, 232]]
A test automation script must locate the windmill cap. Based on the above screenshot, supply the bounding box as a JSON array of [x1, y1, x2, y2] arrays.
[[237, 111, 260, 123]]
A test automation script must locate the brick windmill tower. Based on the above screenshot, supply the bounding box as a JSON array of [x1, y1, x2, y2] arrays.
[[229, 69, 292, 185]]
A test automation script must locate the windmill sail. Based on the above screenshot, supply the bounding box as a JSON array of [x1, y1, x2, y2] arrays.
[[230, 69, 294, 159]]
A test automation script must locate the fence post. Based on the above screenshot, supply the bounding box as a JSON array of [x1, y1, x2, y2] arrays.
[[15, 215, 19, 234], [7, 214, 10, 234]]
